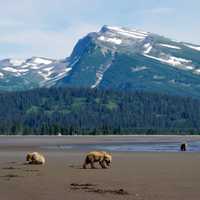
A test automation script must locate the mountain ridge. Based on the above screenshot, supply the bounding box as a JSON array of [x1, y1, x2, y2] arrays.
[[57, 25, 200, 97], [1, 25, 200, 97]]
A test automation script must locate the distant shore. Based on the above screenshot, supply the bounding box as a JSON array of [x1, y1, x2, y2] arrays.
[[0, 135, 200, 148]]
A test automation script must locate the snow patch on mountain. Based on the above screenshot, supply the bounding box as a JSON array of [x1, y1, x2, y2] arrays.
[[38, 71, 53, 80], [2, 67, 20, 73], [159, 43, 181, 50], [43, 67, 72, 87], [185, 66, 194, 70], [9, 59, 25, 66], [143, 43, 152, 54], [20, 64, 31, 68], [33, 58, 53, 65], [144, 54, 192, 68], [194, 69, 200, 75], [184, 44, 200, 51], [70, 57, 80, 67], [98, 36, 122, 45], [105, 26, 148, 40], [132, 66, 148, 72], [0, 72, 4, 78], [2, 67, 29, 76], [54, 68, 72, 80], [168, 56, 192, 65], [17, 69, 29, 73], [91, 62, 112, 89], [153, 75, 165, 80], [100, 47, 110, 56], [43, 67, 54, 72], [31, 66, 41, 70]]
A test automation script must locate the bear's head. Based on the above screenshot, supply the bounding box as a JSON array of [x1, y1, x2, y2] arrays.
[[26, 153, 33, 161], [26, 152, 38, 161], [104, 153, 112, 166]]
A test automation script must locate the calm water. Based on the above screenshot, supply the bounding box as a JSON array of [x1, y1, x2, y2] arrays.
[[44, 141, 200, 152]]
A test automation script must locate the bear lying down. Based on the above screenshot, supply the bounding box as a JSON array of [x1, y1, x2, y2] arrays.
[[26, 152, 45, 165], [83, 151, 112, 169]]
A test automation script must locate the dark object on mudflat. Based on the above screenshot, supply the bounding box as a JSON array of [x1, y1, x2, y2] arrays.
[[4, 174, 20, 178], [0, 174, 22, 179], [180, 143, 187, 151], [69, 183, 129, 195], [70, 183, 96, 191], [24, 169, 40, 172], [2, 167, 17, 170], [88, 188, 129, 195], [70, 183, 95, 187]]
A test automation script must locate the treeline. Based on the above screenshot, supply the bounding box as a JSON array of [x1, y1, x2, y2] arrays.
[[0, 87, 200, 135]]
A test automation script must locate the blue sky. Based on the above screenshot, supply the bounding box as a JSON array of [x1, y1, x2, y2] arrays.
[[0, 0, 200, 59]]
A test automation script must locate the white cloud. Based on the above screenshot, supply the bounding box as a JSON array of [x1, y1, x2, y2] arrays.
[[0, 0, 101, 59], [0, 0, 200, 59]]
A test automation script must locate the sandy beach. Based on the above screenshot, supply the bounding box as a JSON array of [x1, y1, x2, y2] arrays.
[[0, 135, 200, 200]]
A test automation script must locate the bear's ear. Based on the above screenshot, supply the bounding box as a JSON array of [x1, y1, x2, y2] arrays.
[[27, 152, 31, 156], [26, 153, 31, 161]]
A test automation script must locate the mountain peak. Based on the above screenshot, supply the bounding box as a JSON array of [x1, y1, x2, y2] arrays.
[[57, 25, 200, 97], [99, 25, 149, 40], [101, 25, 148, 33]]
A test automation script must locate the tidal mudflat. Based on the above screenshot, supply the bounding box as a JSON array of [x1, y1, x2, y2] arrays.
[[0, 135, 200, 200]]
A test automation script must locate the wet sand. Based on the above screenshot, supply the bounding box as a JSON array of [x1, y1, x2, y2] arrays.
[[0, 136, 200, 200]]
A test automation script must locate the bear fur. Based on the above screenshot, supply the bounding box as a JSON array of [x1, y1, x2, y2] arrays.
[[83, 151, 112, 169], [26, 152, 45, 165], [180, 143, 187, 151]]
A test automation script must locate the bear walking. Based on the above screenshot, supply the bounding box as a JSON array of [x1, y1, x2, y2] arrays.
[[83, 151, 112, 169], [180, 143, 187, 151]]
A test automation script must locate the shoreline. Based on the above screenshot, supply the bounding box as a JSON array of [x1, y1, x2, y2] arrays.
[[1, 134, 200, 136], [0, 135, 199, 147]]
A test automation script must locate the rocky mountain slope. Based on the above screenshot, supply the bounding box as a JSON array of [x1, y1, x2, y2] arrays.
[[1, 25, 200, 97], [0, 57, 71, 91], [57, 25, 200, 97]]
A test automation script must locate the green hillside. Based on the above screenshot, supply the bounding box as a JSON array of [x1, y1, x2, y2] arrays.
[[0, 88, 200, 135]]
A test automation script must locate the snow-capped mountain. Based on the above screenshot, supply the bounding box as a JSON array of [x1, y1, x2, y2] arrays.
[[57, 25, 200, 97], [0, 57, 71, 91], [1, 25, 200, 97]]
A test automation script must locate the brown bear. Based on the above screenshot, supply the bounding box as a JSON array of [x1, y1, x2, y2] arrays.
[[180, 143, 187, 151], [83, 151, 112, 169], [26, 152, 46, 165]]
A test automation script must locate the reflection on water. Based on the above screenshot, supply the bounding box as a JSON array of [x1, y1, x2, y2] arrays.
[[44, 141, 200, 152]]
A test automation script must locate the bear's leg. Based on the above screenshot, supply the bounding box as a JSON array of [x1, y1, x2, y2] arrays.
[[83, 160, 88, 169], [90, 158, 96, 169], [83, 161, 88, 169], [83, 156, 91, 169], [83, 163, 87, 169], [99, 161, 106, 169], [29, 160, 37, 165], [90, 161, 96, 169]]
